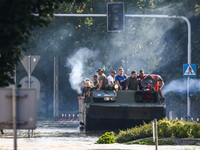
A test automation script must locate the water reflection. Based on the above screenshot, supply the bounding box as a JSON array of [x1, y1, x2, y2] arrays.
[[0, 121, 199, 150]]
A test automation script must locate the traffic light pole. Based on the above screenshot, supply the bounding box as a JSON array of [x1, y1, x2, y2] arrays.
[[52, 13, 191, 63], [37, 13, 191, 119], [125, 14, 191, 120]]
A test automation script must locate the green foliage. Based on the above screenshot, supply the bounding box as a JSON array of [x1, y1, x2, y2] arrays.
[[127, 138, 174, 145], [190, 141, 196, 145], [191, 124, 200, 138], [97, 132, 116, 144], [171, 121, 191, 138], [111, 120, 200, 143], [158, 139, 174, 145], [116, 122, 152, 143], [157, 119, 172, 137], [0, 0, 84, 87]]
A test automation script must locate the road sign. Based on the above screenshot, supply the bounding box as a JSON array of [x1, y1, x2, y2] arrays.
[[19, 76, 41, 100], [21, 56, 40, 75], [183, 64, 196, 77], [0, 88, 37, 129]]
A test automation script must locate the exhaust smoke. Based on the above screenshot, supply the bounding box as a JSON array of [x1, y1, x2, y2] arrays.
[[163, 78, 200, 96], [67, 48, 99, 94]]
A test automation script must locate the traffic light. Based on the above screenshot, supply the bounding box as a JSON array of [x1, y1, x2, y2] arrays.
[[107, 2, 124, 32]]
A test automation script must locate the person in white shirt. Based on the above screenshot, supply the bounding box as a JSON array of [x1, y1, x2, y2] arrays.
[[107, 70, 116, 85]]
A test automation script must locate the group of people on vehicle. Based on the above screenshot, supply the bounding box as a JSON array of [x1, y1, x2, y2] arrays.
[[78, 67, 164, 100]]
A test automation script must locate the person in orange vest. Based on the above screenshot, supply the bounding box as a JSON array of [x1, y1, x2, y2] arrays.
[[154, 76, 164, 98], [154, 76, 159, 90]]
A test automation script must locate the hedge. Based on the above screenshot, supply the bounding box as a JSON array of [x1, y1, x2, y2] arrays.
[[97, 119, 200, 144]]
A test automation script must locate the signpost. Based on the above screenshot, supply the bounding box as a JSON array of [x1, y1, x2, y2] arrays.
[[21, 55, 40, 88], [20, 55, 40, 137], [183, 64, 196, 77], [0, 88, 37, 129], [153, 119, 158, 150], [0, 87, 37, 150], [19, 76, 41, 100], [183, 64, 196, 120]]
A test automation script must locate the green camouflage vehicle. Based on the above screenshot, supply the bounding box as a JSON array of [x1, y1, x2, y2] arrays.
[[79, 74, 166, 131]]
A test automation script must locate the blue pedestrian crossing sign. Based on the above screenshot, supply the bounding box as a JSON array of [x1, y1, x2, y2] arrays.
[[183, 64, 196, 77]]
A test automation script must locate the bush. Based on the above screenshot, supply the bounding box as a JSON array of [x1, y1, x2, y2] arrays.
[[97, 120, 200, 144], [157, 119, 172, 137], [171, 121, 190, 138], [191, 124, 200, 138], [116, 122, 152, 143], [97, 132, 116, 144]]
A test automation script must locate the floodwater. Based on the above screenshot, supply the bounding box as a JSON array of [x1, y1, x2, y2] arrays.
[[0, 121, 200, 150]]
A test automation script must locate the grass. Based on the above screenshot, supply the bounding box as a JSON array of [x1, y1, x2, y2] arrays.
[[126, 138, 174, 145], [37, 116, 52, 121], [190, 141, 196, 145]]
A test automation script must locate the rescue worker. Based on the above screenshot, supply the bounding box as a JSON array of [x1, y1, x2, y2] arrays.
[[143, 80, 154, 91], [125, 71, 138, 90], [138, 69, 145, 90], [154, 76, 164, 98], [96, 68, 108, 90]]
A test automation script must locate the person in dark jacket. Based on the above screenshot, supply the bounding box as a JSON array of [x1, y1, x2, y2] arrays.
[[125, 71, 138, 90], [93, 74, 99, 89], [143, 80, 154, 91], [137, 69, 146, 90]]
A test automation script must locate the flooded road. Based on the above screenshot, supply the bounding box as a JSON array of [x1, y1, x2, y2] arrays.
[[0, 121, 199, 150]]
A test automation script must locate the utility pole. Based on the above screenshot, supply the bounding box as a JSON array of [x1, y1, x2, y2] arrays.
[[53, 56, 59, 121], [53, 33, 59, 121]]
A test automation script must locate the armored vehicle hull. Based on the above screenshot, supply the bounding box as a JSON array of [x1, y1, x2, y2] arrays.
[[79, 90, 166, 131]]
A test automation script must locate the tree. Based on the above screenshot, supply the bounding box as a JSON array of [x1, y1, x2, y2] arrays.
[[0, 0, 84, 87]]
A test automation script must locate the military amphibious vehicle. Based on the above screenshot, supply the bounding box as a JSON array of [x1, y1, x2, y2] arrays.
[[79, 74, 166, 131]]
